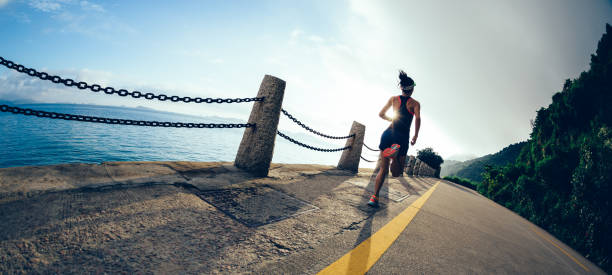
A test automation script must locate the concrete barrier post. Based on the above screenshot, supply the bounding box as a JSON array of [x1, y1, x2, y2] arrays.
[[420, 160, 427, 176], [405, 155, 416, 175], [414, 158, 422, 176], [420, 160, 426, 176], [337, 121, 365, 172], [234, 75, 286, 177]]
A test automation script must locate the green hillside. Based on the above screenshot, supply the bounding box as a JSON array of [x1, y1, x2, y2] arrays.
[[479, 24, 612, 272], [441, 141, 527, 182]]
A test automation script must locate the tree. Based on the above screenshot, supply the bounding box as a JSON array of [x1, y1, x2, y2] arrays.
[[479, 24, 612, 272], [417, 147, 444, 176]]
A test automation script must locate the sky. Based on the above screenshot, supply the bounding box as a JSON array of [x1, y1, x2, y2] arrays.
[[1, 0, 611, 162]]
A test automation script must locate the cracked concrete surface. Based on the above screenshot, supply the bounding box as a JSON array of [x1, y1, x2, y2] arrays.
[[0, 161, 433, 274]]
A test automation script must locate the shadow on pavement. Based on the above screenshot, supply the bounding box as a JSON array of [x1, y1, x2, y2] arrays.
[[397, 177, 420, 196], [345, 169, 390, 272]]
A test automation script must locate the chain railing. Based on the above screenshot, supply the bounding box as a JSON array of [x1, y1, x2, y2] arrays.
[[277, 131, 351, 152], [0, 56, 264, 104], [281, 108, 355, 139], [0, 104, 253, 128], [360, 156, 376, 163], [363, 143, 380, 152], [1, 55, 366, 174]]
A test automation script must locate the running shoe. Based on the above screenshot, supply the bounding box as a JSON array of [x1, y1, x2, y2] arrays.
[[382, 144, 401, 159], [367, 195, 379, 207]]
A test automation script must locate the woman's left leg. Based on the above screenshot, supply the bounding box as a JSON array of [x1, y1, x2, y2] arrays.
[[373, 152, 390, 197], [369, 152, 390, 207], [390, 155, 407, 177]]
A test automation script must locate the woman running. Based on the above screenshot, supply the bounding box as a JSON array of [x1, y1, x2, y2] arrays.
[[368, 70, 421, 207]]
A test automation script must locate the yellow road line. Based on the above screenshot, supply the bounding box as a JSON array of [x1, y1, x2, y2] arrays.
[[529, 226, 589, 272], [318, 182, 440, 275]]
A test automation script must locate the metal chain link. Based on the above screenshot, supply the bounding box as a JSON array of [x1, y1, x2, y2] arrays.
[[360, 156, 377, 163], [0, 56, 264, 104], [281, 108, 355, 139], [363, 143, 380, 152], [277, 131, 351, 152], [0, 105, 253, 129]]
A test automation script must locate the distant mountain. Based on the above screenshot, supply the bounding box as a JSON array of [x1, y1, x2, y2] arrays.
[[440, 159, 467, 178], [441, 141, 527, 182], [446, 153, 478, 162], [0, 99, 40, 105], [0, 102, 247, 124]]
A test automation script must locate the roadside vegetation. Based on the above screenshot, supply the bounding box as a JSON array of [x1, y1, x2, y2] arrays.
[[443, 176, 478, 190], [476, 24, 612, 272]]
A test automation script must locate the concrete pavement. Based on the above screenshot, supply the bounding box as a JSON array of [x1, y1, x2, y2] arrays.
[[0, 161, 604, 274]]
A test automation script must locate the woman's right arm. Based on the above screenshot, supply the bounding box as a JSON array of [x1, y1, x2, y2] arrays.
[[379, 97, 394, 122]]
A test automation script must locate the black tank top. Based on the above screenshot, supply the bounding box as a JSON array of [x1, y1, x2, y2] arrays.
[[390, 95, 414, 137]]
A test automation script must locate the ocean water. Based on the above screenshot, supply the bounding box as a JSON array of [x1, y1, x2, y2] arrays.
[[0, 103, 354, 168]]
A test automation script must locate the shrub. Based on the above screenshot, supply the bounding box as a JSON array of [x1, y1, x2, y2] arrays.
[[443, 176, 478, 190]]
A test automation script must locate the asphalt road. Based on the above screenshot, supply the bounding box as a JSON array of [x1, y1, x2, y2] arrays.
[[366, 181, 601, 274]]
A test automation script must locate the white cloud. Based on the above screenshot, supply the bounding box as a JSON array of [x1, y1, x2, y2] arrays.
[[23, 0, 131, 41], [53, 11, 135, 41], [80, 0, 104, 12], [290, 29, 303, 38], [27, 0, 105, 13], [28, 0, 67, 12], [0, 66, 254, 121], [175, 49, 206, 59], [0, 68, 112, 103], [308, 35, 324, 43], [173, 50, 225, 65], [0, 0, 11, 8], [210, 58, 224, 64]]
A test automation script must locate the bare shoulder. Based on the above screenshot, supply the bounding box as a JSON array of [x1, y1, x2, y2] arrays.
[[385, 96, 395, 105], [410, 98, 421, 107]]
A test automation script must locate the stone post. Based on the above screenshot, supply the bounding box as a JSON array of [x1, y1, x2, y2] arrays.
[[337, 121, 365, 173], [421, 160, 426, 176], [419, 160, 426, 176], [234, 75, 286, 177], [405, 155, 416, 175], [414, 158, 422, 176]]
